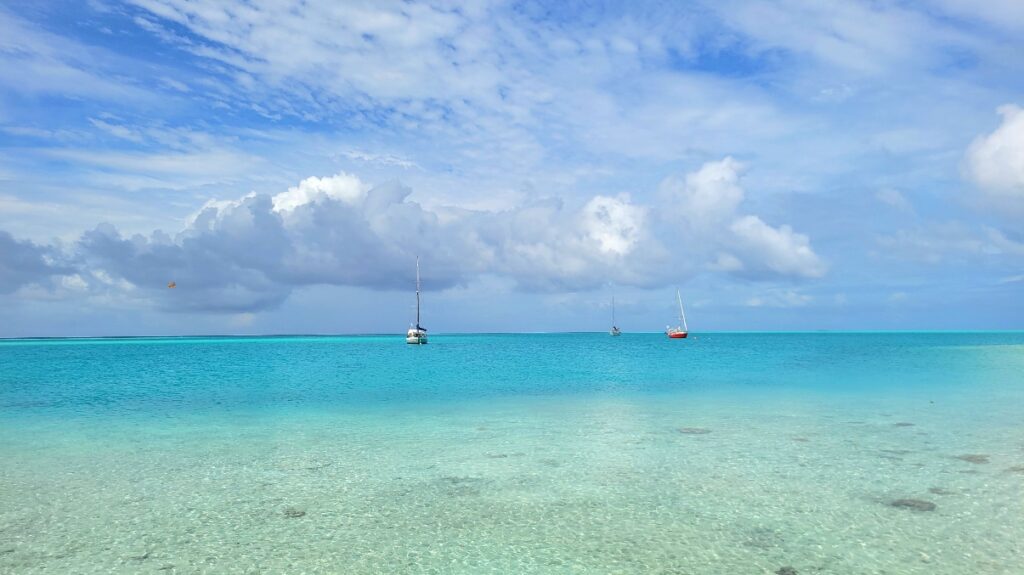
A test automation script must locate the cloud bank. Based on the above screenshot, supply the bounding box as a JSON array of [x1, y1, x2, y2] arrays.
[[5, 160, 823, 313]]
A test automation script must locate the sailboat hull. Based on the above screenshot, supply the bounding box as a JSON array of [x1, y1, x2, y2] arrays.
[[406, 329, 428, 344], [668, 289, 689, 339]]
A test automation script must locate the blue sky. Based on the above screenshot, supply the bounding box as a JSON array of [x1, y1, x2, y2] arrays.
[[1, 0, 1022, 336]]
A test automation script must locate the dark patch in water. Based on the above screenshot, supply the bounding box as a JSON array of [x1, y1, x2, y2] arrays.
[[743, 527, 783, 549], [1, 548, 13, 554], [893, 422, 915, 427], [540, 458, 562, 468], [776, 567, 798, 575], [678, 427, 711, 435], [955, 454, 989, 464], [890, 498, 936, 511], [791, 437, 810, 443], [439, 476, 486, 496], [157, 566, 174, 571], [928, 487, 954, 495], [441, 476, 481, 485], [486, 453, 509, 458], [129, 551, 151, 561], [283, 508, 306, 518], [1005, 465, 1024, 474], [881, 449, 912, 455]]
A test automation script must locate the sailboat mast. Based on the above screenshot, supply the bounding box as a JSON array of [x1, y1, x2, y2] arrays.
[[415, 256, 421, 327], [612, 296, 616, 325], [677, 289, 688, 332]]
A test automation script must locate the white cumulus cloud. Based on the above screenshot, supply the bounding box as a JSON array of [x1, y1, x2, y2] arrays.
[[966, 104, 1024, 210], [659, 157, 826, 280], [581, 195, 646, 256], [272, 173, 370, 212], [730, 215, 826, 279]]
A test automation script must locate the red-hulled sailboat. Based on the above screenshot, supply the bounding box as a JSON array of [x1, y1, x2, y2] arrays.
[[666, 289, 689, 339]]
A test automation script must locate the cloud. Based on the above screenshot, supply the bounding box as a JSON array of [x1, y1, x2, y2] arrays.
[[659, 157, 826, 280], [1, 160, 825, 313], [929, 0, 1024, 32], [0, 231, 68, 294], [271, 173, 369, 212], [986, 228, 1024, 256], [745, 289, 813, 308], [729, 215, 826, 279], [340, 150, 419, 170], [706, 0, 954, 76], [876, 188, 913, 211], [965, 104, 1024, 211], [581, 195, 646, 256], [126, 0, 493, 114], [0, 8, 163, 103], [873, 222, 1024, 264], [660, 157, 745, 225]]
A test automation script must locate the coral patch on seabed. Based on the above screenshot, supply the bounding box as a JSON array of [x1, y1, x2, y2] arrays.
[[889, 499, 936, 511], [776, 567, 798, 575], [893, 422, 915, 427], [283, 508, 306, 518]]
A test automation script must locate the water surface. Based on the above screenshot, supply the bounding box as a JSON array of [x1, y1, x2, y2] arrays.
[[2, 333, 1023, 573]]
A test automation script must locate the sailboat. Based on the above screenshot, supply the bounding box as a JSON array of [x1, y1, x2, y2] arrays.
[[406, 257, 428, 344], [666, 289, 689, 339], [610, 296, 621, 336]]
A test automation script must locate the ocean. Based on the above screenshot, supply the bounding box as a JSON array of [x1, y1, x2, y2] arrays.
[[2, 332, 1023, 574]]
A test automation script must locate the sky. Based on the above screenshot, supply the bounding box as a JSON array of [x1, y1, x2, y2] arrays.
[[0, 0, 1022, 336]]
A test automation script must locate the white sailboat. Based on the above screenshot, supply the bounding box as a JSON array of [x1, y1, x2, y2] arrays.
[[666, 289, 689, 339], [406, 257, 428, 344], [610, 296, 621, 336]]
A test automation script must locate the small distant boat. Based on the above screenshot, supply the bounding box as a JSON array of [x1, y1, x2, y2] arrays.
[[610, 296, 621, 336], [666, 289, 688, 339], [406, 257, 428, 345]]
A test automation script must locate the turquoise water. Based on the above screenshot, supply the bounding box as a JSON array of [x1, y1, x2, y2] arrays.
[[2, 332, 1023, 574]]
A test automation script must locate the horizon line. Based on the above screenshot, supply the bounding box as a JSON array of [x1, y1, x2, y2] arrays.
[[3, 329, 1023, 341]]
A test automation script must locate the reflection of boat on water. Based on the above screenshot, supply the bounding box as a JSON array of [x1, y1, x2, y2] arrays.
[[406, 257, 427, 345], [666, 289, 688, 339], [610, 296, 621, 336]]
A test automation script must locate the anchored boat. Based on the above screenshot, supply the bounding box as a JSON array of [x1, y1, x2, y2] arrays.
[[666, 289, 688, 339], [610, 296, 621, 336], [406, 257, 428, 344]]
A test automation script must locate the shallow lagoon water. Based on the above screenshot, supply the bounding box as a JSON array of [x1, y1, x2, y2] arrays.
[[2, 332, 1023, 574]]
